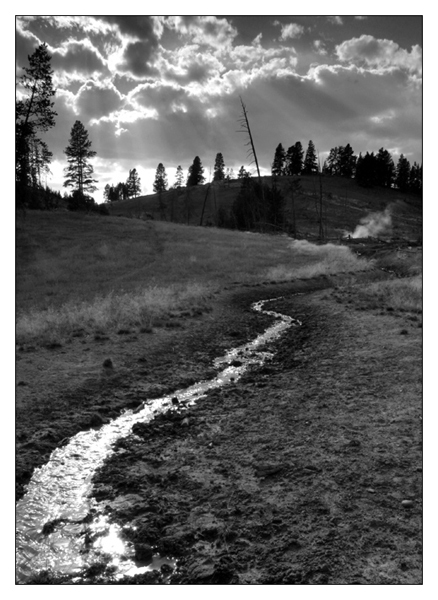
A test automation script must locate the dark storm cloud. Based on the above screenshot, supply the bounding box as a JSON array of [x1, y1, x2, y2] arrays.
[[75, 82, 123, 121], [51, 40, 107, 75], [119, 40, 159, 78], [99, 16, 159, 40], [98, 16, 161, 78], [15, 26, 40, 74]]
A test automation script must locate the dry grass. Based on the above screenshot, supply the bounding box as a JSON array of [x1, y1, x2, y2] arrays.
[[375, 248, 422, 277], [16, 211, 378, 345], [16, 283, 211, 345], [356, 275, 422, 313], [265, 239, 373, 281]]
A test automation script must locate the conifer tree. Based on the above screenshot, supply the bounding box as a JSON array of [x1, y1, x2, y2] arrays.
[[63, 120, 97, 197], [326, 147, 341, 175], [213, 152, 225, 181], [272, 143, 286, 176], [238, 166, 250, 179], [174, 165, 184, 189], [285, 142, 303, 176], [126, 168, 142, 197], [395, 154, 411, 192], [355, 152, 377, 187], [187, 156, 205, 186], [338, 144, 356, 178], [302, 140, 318, 174], [16, 43, 57, 187], [375, 148, 395, 188], [153, 163, 168, 193], [408, 162, 422, 195]]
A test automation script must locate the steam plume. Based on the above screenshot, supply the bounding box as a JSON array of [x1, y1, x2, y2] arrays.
[[348, 207, 392, 239]]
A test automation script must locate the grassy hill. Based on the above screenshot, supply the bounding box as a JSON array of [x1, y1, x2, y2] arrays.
[[16, 175, 422, 347], [108, 175, 422, 242]]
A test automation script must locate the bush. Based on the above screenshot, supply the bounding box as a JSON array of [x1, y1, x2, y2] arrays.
[[16, 182, 61, 210], [67, 190, 96, 212]]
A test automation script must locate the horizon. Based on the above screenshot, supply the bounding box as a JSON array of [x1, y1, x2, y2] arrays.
[[16, 15, 422, 201]]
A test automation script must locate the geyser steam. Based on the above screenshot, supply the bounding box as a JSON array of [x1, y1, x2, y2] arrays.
[[348, 207, 392, 239]]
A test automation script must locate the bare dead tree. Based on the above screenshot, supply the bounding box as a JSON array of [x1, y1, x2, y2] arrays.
[[237, 97, 262, 186], [317, 152, 325, 241], [199, 183, 211, 226]]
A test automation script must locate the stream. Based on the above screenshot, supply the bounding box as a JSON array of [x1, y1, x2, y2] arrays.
[[16, 297, 301, 583]]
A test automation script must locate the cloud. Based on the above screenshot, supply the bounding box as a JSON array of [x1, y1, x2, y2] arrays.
[[75, 81, 124, 121], [274, 21, 305, 41], [117, 40, 160, 78], [96, 16, 162, 78], [336, 35, 422, 74], [313, 40, 327, 56], [166, 16, 238, 48], [15, 24, 41, 75], [328, 16, 344, 26], [51, 39, 108, 77], [99, 16, 161, 40], [158, 45, 225, 85]]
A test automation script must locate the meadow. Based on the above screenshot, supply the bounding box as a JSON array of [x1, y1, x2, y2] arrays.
[[16, 211, 372, 345]]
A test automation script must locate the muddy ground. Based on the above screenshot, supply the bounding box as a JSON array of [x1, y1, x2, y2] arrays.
[[16, 270, 422, 585]]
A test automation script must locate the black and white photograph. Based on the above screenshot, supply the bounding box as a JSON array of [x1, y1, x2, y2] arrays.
[[15, 12, 423, 586]]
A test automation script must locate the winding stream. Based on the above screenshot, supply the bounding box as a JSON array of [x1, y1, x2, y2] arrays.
[[16, 297, 301, 583]]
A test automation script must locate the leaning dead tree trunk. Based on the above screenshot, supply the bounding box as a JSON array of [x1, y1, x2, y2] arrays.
[[317, 153, 325, 241], [237, 97, 263, 187], [199, 183, 211, 226]]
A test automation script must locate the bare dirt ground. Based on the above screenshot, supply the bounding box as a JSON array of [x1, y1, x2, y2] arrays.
[[16, 270, 422, 585]]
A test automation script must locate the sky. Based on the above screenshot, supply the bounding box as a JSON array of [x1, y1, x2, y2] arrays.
[[15, 14, 423, 200]]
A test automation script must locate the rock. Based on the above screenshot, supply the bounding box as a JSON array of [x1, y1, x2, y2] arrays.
[[187, 559, 215, 581], [254, 463, 285, 478], [102, 358, 113, 369], [172, 397, 179, 405], [401, 500, 414, 509], [88, 413, 105, 427], [134, 543, 153, 564]]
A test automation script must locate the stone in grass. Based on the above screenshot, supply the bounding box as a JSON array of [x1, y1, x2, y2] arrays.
[[401, 499, 414, 509], [400, 329, 409, 335], [103, 358, 113, 369]]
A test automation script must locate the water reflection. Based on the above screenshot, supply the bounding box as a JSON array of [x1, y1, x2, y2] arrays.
[[16, 298, 300, 583]]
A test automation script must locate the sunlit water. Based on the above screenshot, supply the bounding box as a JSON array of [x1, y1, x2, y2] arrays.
[[16, 298, 300, 583]]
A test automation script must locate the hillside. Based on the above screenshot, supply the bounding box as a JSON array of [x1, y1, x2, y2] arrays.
[[16, 195, 422, 585], [107, 175, 422, 242]]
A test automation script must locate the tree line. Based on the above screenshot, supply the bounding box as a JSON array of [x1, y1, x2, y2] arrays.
[[271, 140, 422, 194], [16, 43, 422, 216]]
